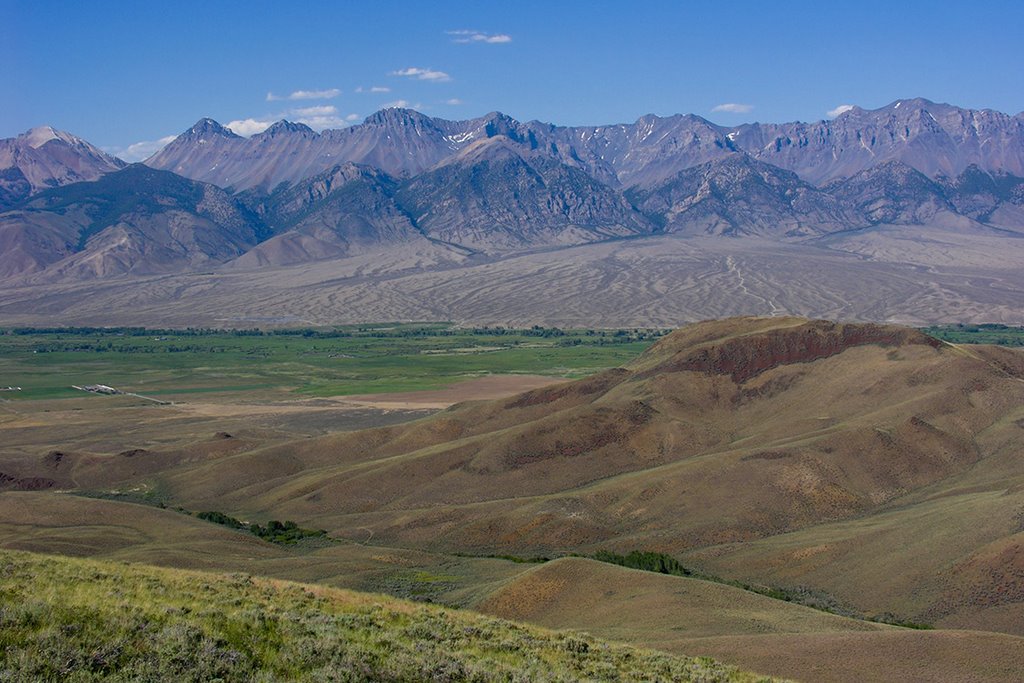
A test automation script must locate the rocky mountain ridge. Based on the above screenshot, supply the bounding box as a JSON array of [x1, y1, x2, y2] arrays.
[[145, 99, 1024, 192], [0, 98, 1023, 283]]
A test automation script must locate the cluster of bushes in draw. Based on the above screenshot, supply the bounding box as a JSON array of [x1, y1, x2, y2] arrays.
[[196, 511, 327, 545]]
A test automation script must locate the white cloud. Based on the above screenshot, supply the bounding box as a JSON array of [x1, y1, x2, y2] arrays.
[[297, 115, 347, 130], [447, 29, 511, 44], [290, 105, 337, 117], [285, 104, 348, 130], [288, 88, 341, 100], [445, 98, 463, 106], [355, 85, 392, 93], [223, 101, 363, 138], [384, 99, 410, 109], [711, 103, 754, 114], [266, 88, 341, 101], [390, 67, 451, 82], [107, 135, 177, 163], [827, 104, 855, 118], [226, 118, 275, 136]]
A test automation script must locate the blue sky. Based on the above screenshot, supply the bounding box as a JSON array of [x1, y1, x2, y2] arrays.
[[3, 0, 1022, 160]]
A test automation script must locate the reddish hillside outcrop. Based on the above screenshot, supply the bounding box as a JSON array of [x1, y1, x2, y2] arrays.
[[640, 319, 941, 383]]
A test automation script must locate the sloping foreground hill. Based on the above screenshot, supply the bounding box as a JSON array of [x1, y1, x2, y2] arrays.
[[150, 317, 1024, 632], [0, 549, 772, 682], [475, 558, 1024, 683], [2, 495, 1022, 683]]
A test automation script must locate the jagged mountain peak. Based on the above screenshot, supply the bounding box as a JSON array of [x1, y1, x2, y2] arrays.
[[362, 107, 437, 127], [0, 125, 126, 206], [473, 110, 520, 127], [20, 126, 83, 149], [884, 97, 939, 110], [255, 120, 316, 138], [635, 111, 719, 127], [184, 117, 240, 139], [136, 98, 1024, 202]]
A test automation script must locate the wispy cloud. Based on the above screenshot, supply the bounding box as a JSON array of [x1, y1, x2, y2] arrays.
[[445, 98, 463, 106], [447, 29, 511, 44], [266, 88, 341, 102], [291, 104, 348, 130], [390, 67, 451, 82], [356, 86, 391, 93], [383, 99, 410, 109], [711, 103, 754, 114], [827, 104, 855, 118], [226, 118, 275, 136], [105, 135, 177, 163], [290, 105, 337, 117], [226, 104, 354, 136]]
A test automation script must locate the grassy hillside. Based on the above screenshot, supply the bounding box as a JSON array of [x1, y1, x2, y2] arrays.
[[0, 549, 774, 682]]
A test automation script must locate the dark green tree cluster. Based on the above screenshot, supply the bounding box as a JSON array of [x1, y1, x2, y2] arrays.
[[589, 550, 691, 576], [196, 512, 326, 545]]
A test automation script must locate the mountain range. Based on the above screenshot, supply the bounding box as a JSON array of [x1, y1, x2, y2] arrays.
[[1, 98, 1023, 324]]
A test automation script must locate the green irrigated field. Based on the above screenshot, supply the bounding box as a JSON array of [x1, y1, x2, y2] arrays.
[[0, 324, 662, 401], [922, 323, 1024, 346]]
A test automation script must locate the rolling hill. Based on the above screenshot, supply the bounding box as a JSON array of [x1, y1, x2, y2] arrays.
[[32, 316, 1019, 635], [3, 316, 1024, 681]]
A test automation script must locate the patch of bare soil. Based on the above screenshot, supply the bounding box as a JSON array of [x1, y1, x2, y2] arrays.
[[341, 374, 565, 409]]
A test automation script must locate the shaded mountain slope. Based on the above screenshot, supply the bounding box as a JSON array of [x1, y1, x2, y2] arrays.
[[228, 162, 424, 268], [826, 160, 959, 226], [0, 164, 262, 280], [630, 154, 854, 237], [395, 137, 652, 249]]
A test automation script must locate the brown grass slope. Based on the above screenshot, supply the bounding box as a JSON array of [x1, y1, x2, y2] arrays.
[[475, 558, 1024, 683], [0, 491, 530, 606], [141, 317, 1024, 632], [12, 491, 1021, 683], [1, 549, 777, 683]]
